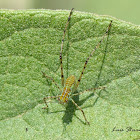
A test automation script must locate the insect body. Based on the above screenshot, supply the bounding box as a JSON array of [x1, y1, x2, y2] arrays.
[[59, 75, 75, 103], [42, 8, 112, 125]]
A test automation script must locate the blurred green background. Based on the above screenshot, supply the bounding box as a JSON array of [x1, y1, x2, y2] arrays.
[[0, 0, 139, 25]]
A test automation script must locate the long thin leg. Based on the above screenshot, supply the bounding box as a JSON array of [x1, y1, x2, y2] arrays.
[[42, 71, 61, 92], [60, 8, 74, 87], [43, 95, 60, 109], [75, 21, 112, 90], [71, 98, 90, 125], [72, 86, 106, 97]]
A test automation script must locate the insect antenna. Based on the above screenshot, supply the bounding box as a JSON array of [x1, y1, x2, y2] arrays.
[[75, 21, 112, 90], [60, 8, 74, 87]]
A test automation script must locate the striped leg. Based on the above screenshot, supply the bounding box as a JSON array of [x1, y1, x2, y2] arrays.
[[71, 98, 90, 125], [75, 20, 112, 90], [72, 86, 106, 97], [60, 8, 74, 87], [43, 95, 60, 109], [42, 71, 61, 92]]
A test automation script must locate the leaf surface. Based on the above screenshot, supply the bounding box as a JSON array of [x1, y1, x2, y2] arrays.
[[0, 9, 140, 140]]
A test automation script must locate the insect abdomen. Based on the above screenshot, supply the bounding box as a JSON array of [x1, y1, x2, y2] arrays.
[[59, 87, 70, 103]]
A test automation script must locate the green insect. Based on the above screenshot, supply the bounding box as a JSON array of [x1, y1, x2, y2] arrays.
[[42, 8, 112, 125]]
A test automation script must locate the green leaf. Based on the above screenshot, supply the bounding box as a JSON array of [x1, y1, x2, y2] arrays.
[[0, 9, 140, 140]]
